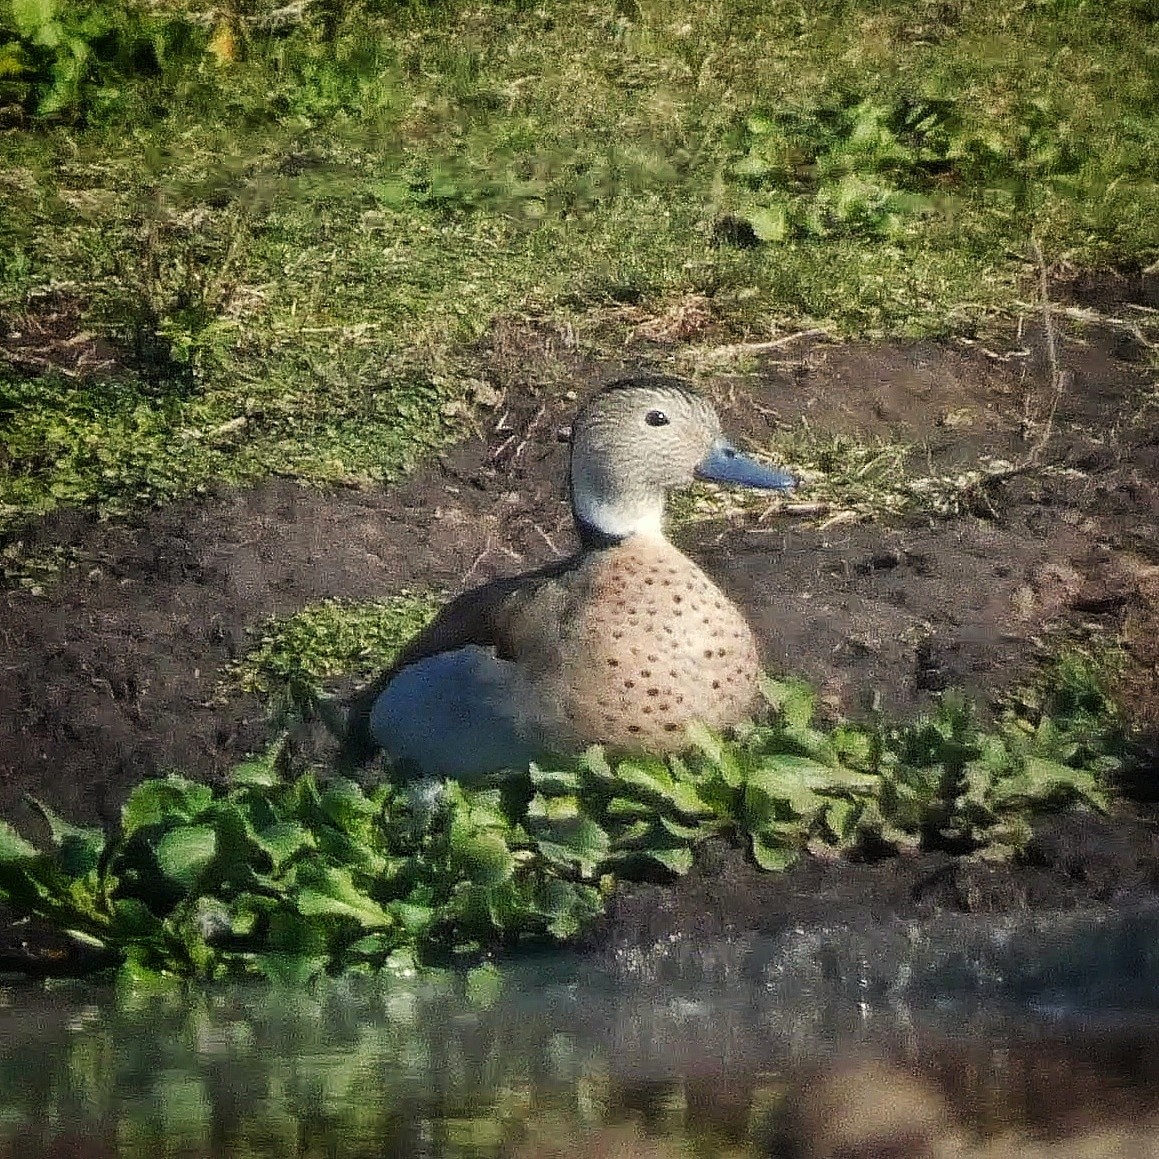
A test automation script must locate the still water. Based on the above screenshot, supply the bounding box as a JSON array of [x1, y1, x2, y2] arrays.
[[3, 905, 1159, 1158]]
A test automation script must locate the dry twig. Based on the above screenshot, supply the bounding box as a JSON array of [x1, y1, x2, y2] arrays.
[[692, 328, 828, 364], [1026, 237, 1071, 465]]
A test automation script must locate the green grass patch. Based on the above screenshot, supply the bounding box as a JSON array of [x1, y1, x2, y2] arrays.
[[228, 593, 444, 696], [0, 661, 1127, 985], [1, 0, 1157, 528]]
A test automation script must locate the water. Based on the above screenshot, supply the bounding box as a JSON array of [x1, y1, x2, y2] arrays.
[[3, 905, 1159, 1158]]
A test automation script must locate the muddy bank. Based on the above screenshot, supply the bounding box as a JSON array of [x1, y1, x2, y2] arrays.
[[1, 286, 1157, 947]]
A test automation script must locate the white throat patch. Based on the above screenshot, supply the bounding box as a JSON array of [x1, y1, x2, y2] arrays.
[[571, 485, 666, 540]]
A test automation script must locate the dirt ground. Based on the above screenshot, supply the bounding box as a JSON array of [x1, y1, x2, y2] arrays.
[[2, 271, 1158, 952]]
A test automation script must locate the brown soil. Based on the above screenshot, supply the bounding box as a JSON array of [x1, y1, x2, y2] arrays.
[[2, 276, 1158, 953]]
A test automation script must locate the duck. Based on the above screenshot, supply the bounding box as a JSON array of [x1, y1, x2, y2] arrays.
[[339, 376, 794, 781]]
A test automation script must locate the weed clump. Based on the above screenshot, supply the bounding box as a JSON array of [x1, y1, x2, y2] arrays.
[[0, 665, 1122, 985]]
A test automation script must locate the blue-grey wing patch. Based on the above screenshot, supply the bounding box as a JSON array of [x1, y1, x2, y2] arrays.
[[370, 645, 547, 781]]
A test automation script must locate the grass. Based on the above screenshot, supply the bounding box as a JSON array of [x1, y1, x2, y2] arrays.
[[1, 0, 1157, 530], [226, 593, 444, 696], [668, 422, 1032, 529]]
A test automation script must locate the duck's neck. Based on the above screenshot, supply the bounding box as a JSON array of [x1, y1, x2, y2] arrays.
[[570, 481, 666, 548]]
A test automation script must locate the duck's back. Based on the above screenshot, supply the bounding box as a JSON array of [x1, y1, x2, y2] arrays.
[[551, 538, 762, 752]]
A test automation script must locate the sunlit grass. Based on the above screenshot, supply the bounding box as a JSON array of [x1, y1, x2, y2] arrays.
[[0, 0, 1156, 528], [226, 593, 443, 696], [667, 422, 1039, 529]]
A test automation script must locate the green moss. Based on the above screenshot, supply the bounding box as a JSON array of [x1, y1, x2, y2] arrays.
[[228, 593, 444, 696]]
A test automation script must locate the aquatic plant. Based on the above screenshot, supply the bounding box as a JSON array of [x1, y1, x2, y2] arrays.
[[0, 672, 1116, 985]]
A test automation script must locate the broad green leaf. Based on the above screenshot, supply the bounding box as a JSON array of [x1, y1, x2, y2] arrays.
[[824, 797, 857, 839], [230, 758, 278, 788], [254, 821, 314, 869], [615, 757, 676, 799], [320, 780, 379, 832], [659, 815, 708, 841], [656, 776, 710, 817], [0, 819, 38, 863], [266, 909, 329, 955], [685, 721, 744, 787], [993, 758, 1106, 810], [295, 866, 392, 928], [122, 778, 213, 836], [26, 797, 102, 850], [645, 846, 694, 875], [745, 766, 823, 819], [536, 878, 604, 939], [348, 932, 398, 958], [527, 793, 581, 821], [111, 896, 163, 938], [830, 725, 874, 766], [451, 828, 515, 887], [614, 756, 710, 814], [781, 724, 840, 763], [156, 825, 217, 890], [580, 746, 616, 781], [58, 832, 103, 878], [761, 677, 816, 731], [461, 788, 510, 831], [314, 827, 388, 876], [755, 754, 877, 792], [530, 764, 581, 793], [752, 832, 798, 872], [387, 901, 435, 933], [606, 796, 653, 818], [535, 816, 609, 878], [608, 818, 654, 846]]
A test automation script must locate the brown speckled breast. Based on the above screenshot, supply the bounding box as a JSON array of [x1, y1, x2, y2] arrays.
[[551, 537, 761, 752]]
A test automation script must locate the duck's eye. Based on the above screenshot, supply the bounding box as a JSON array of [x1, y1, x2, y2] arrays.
[[645, 410, 670, 427]]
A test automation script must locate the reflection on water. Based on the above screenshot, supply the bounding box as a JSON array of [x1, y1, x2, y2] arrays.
[[2, 906, 1159, 1158]]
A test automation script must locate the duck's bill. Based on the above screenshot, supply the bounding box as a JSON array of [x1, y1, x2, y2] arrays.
[[694, 439, 796, 491]]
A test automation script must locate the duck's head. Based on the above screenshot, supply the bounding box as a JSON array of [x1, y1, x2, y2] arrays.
[[569, 377, 795, 545]]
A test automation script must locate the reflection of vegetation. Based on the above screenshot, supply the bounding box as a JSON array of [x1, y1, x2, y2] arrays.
[[0, 977, 620, 1159], [2, 0, 1157, 526], [0, 654, 1122, 983]]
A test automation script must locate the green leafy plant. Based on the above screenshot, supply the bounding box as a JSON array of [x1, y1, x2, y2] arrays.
[[0, 0, 200, 119], [0, 673, 1118, 985], [728, 99, 949, 243], [3, 0, 1157, 525], [227, 594, 444, 703], [725, 81, 1095, 245], [0, 744, 606, 985]]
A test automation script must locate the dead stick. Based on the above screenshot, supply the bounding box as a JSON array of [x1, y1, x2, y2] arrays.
[[697, 328, 827, 361], [1028, 237, 1070, 465]]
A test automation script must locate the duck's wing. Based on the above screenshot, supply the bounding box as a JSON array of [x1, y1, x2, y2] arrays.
[[337, 555, 583, 769]]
